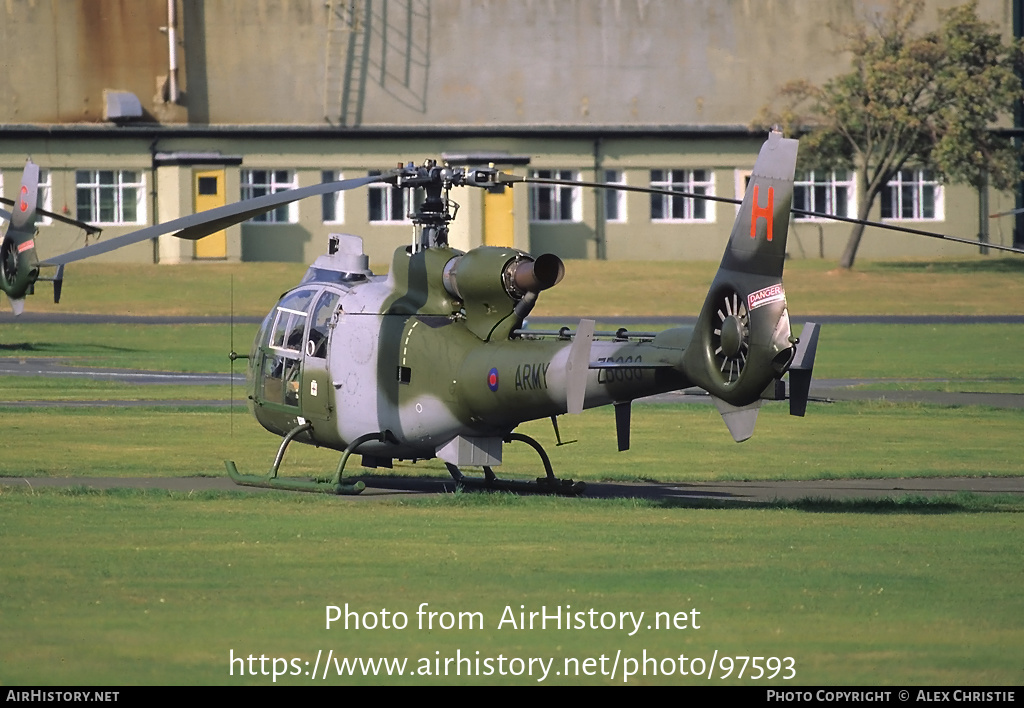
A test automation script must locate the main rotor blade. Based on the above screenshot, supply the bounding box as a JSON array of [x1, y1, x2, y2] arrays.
[[0, 197, 103, 235], [512, 175, 1024, 256], [42, 173, 391, 267], [791, 209, 1024, 256], [990, 206, 1024, 219], [512, 175, 745, 207]]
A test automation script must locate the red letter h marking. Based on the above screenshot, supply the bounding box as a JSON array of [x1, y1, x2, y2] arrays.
[[750, 184, 774, 241]]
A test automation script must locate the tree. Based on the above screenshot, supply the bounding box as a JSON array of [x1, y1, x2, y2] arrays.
[[759, 0, 1024, 269]]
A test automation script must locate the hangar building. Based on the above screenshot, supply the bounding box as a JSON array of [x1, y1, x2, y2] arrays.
[[0, 0, 1019, 266]]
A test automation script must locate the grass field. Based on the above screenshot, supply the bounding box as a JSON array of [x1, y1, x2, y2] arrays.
[[1, 258, 1022, 686], [13, 255, 1024, 318], [1, 402, 1021, 484], [1, 488, 1021, 685]]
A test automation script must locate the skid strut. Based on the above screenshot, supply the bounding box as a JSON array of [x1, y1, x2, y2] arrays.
[[226, 427, 395, 495], [445, 432, 585, 496]]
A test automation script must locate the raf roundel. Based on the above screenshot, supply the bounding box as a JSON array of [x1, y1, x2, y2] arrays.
[[487, 367, 499, 392]]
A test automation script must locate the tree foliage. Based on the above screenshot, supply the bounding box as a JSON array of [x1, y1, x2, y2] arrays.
[[758, 0, 1024, 268]]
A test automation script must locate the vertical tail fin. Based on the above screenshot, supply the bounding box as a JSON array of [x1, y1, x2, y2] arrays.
[[10, 161, 40, 231], [719, 131, 797, 278], [682, 132, 799, 413]]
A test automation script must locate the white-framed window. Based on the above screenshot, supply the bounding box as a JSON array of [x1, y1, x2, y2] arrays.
[[603, 169, 626, 223], [529, 170, 582, 222], [734, 169, 753, 205], [881, 169, 943, 220], [367, 171, 409, 223], [75, 170, 146, 224], [650, 169, 714, 222], [321, 170, 344, 223], [240, 169, 298, 223], [793, 170, 855, 220]]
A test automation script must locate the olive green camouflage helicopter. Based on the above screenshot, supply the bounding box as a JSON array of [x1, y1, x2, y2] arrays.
[[2, 132, 1018, 495], [0, 161, 103, 315]]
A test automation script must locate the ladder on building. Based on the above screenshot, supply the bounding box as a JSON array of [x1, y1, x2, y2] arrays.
[[323, 0, 371, 126]]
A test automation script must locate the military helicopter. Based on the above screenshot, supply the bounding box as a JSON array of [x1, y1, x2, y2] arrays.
[[0, 162, 105, 314], [4, 131, 810, 494], [0, 161, 40, 315], [2, 131, 1020, 495]]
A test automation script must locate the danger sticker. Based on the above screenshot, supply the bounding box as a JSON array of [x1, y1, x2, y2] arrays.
[[747, 284, 785, 311]]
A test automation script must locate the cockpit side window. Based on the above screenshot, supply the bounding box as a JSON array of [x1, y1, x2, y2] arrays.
[[269, 289, 315, 353], [271, 308, 308, 352], [260, 289, 316, 407], [306, 291, 341, 358]]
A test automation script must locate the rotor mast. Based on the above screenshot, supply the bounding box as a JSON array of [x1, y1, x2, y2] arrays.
[[395, 160, 502, 252]]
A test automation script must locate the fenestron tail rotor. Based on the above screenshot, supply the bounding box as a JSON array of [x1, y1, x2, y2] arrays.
[[712, 289, 750, 383]]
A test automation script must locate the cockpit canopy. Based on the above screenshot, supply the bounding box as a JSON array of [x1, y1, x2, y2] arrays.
[[253, 287, 341, 407]]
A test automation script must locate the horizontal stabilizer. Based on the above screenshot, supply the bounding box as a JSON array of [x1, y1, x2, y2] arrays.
[[0, 197, 102, 235], [711, 396, 761, 442]]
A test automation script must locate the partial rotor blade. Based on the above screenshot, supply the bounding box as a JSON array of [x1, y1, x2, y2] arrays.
[[789, 209, 1024, 257], [511, 174, 744, 208], [42, 173, 392, 267], [0, 197, 102, 235], [990, 206, 1024, 219], [510, 173, 1024, 256]]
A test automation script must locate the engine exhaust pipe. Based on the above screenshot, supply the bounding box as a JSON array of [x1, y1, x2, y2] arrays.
[[509, 253, 565, 294]]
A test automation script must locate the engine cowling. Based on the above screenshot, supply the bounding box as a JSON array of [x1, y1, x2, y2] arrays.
[[442, 247, 564, 340]]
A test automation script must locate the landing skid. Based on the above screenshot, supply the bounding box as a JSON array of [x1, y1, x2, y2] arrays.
[[226, 426, 584, 496], [226, 426, 399, 495], [445, 433, 586, 496]]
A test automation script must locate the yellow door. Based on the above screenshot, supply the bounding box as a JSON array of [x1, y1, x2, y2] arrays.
[[194, 169, 227, 259], [483, 186, 515, 247]]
